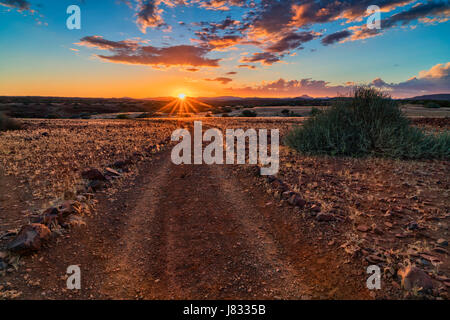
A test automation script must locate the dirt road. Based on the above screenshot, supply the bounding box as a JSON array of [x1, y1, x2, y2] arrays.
[[4, 147, 371, 300]]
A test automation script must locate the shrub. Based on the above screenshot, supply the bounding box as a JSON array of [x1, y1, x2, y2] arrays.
[[116, 114, 130, 119], [0, 113, 22, 131], [424, 102, 441, 109], [284, 87, 450, 159], [310, 107, 323, 116], [241, 110, 257, 117], [136, 112, 154, 118]]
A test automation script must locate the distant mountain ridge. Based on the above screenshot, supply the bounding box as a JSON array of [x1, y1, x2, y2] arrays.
[[408, 94, 450, 101]]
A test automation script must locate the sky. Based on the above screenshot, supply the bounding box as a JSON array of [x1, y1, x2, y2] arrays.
[[0, 0, 449, 98]]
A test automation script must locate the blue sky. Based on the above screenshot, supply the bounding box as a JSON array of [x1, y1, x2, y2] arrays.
[[0, 0, 449, 98]]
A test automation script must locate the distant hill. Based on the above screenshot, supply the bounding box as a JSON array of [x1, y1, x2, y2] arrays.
[[408, 94, 450, 101]]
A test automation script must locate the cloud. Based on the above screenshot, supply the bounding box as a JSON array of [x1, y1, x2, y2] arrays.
[[77, 36, 139, 50], [136, 0, 165, 33], [241, 52, 281, 65], [205, 77, 233, 84], [226, 62, 450, 98], [195, 0, 247, 11], [77, 36, 220, 68], [238, 64, 256, 69], [0, 0, 30, 11], [266, 31, 319, 53], [330, 1, 450, 43], [383, 1, 450, 28], [227, 77, 352, 97], [226, 71, 237, 75], [370, 62, 450, 97], [321, 30, 352, 45]]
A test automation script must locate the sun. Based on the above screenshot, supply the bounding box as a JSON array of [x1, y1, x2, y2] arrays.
[[178, 93, 186, 100]]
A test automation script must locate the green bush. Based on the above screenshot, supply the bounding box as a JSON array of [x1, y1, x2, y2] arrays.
[[0, 113, 22, 131], [284, 87, 450, 159], [241, 110, 257, 117], [116, 114, 130, 119], [310, 107, 323, 116], [424, 102, 441, 109], [136, 112, 154, 118]]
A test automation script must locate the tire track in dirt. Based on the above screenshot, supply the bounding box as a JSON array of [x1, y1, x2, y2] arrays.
[[5, 146, 370, 299]]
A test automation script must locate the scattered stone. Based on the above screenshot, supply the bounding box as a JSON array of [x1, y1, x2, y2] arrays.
[[112, 160, 130, 169], [365, 255, 385, 264], [372, 227, 383, 235], [316, 212, 335, 222], [271, 179, 288, 192], [43, 207, 63, 226], [437, 239, 448, 247], [356, 224, 370, 232], [87, 180, 105, 192], [406, 221, 419, 230], [105, 167, 121, 177], [433, 247, 448, 255], [281, 191, 294, 200], [29, 215, 43, 224], [59, 201, 76, 216], [288, 194, 306, 208], [6, 224, 51, 254], [81, 168, 106, 181], [398, 266, 434, 292], [0, 258, 7, 271]]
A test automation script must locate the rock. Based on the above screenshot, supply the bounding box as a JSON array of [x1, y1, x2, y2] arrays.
[[81, 168, 106, 181], [6, 224, 51, 254], [59, 201, 76, 216], [113, 160, 131, 169], [105, 167, 121, 177], [29, 215, 43, 224], [0, 258, 7, 271], [372, 227, 383, 235], [87, 180, 105, 192], [288, 194, 306, 208], [406, 221, 419, 230], [356, 224, 370, 232], [365, 254, 385, 264], [43, 207, 63, 226], [316, 212, 335, 222], [281, 191, 294, 200], [271, 179, 288, 192], [437, 239, 448, 247], [433, 247, 448, 254], [310, 205, 321, 213], [398, 266, 434, 292]]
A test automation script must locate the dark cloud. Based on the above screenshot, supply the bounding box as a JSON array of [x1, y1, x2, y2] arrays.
[[136, 0, 164, 33], [241, 52, 280, 65], [321, 30, 352, 45], [0, 0, 30, 11], [78, 36, 138, 50], [383, 1, 450, 28], [267, 31, 319, 53], [77, 36, 220, 68]]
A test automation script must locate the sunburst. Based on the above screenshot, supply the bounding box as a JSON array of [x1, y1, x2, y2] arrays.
[[159, 95, 213, 116]]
